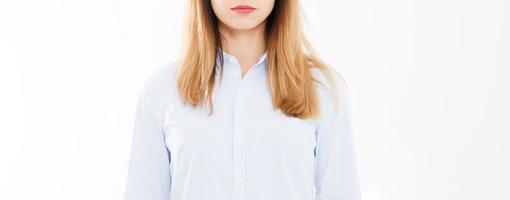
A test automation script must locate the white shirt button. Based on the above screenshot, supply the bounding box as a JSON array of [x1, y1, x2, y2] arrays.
[[236, 135, 243, 140], [235, 176, 245, 182]]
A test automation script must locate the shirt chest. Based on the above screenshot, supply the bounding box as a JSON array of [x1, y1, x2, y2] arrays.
[[162, 65, 318, 158]]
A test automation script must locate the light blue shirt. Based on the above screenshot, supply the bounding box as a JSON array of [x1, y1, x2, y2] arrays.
[[123, 49, 361, 200]]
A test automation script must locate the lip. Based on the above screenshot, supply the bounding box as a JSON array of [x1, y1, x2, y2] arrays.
[[231, 5, 256, 14]]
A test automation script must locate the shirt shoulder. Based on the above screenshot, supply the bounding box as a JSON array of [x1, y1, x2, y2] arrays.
[[309, 66, 350, 99], [139, 61, 180, 113], [309, 66, 352, 118]]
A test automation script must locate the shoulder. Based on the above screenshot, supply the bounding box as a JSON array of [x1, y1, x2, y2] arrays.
[[309, 66, 350, 98], [139, 61, 180, 110], [143, 61, 179, 91], [309, 66, 352, 116]]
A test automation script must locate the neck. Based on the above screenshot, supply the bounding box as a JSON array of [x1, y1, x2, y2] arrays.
[[218, 21, 267, 70]]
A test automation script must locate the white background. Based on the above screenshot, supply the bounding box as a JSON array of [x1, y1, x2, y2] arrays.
[[1, 0, 509, 199]]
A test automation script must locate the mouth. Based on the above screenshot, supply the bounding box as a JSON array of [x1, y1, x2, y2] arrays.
[[231, 5, 256, 14]]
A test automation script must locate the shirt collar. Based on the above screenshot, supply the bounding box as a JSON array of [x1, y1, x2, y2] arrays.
[[216, 47, 268, 69]]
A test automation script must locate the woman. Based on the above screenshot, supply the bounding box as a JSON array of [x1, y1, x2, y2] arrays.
[[123, 0, 361, 199]]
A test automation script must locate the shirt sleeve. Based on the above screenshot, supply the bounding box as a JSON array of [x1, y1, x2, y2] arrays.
[[123, 81, 172, 200], [314, 71, 362, 200]]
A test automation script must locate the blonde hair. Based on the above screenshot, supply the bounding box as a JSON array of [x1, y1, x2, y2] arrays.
[[176, 0, 341, 119]]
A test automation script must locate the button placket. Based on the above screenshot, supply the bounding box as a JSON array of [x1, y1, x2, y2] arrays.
[[226, 52, 265, 200], [232, 80, 248, 200]]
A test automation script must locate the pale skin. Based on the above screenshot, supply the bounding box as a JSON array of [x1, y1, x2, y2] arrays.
[[211, 0, 275, 78]]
